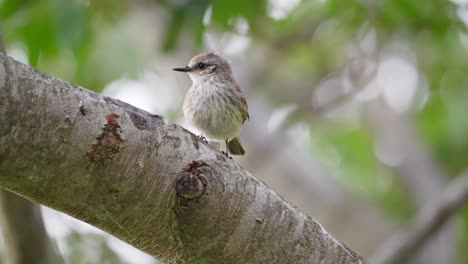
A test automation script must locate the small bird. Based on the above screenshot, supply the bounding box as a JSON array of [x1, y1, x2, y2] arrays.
[[173, 52, 249, 156]]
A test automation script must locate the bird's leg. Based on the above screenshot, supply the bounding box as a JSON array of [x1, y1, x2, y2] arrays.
[[222, 139, 231, 158], [197, 134, 208, 143]]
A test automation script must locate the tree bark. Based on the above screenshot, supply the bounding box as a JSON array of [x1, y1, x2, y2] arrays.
[[0, 25, 61, 264], [0, 53, 368, 263]]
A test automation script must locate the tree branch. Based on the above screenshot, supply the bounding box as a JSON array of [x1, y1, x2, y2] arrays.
[[370, 172, 468, 264], [0, 190, 61, 264], [0, 53, 368, 263], [0, 24, 61, 264]]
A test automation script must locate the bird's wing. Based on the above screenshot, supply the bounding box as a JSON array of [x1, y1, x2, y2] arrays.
[[240, 95, 249, 124], [234, 83, 249, 124]]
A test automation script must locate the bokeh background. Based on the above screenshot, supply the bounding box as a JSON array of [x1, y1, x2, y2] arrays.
[[1, 0, 468, 263]]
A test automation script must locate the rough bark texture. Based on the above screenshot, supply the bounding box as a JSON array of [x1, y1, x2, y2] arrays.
[[0, 27, 61, 264], [0, 53, 367, 264]]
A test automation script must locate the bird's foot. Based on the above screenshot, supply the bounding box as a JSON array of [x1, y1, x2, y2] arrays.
[[198, 135, 208, 143], [221, 151, 232, 159]]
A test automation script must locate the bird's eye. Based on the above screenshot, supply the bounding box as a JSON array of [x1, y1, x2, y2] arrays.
[[197, 63, 206, 69]]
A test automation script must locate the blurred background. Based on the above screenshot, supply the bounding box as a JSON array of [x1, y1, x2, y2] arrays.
[[1, 0, 468, 263]]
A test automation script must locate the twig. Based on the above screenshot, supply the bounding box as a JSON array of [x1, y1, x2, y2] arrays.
[[370, 172, 468, 264]]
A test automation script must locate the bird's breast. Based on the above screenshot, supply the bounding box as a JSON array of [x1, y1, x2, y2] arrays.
[[182, 83, 242, 140]]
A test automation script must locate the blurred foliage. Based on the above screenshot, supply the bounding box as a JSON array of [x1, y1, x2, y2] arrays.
[[0, 0, 137, 90], [1, 0, 468, 263], [460, 208, 468, 262], [156, 0, 210, 50], [63, 232, 126, 264], [311, 125, 414, 222], [1, 0, 91, 67], [155, 0, 267, 50]]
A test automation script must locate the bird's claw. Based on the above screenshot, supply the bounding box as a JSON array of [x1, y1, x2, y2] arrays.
[[198, 135, 208, 143], [221, 151, 232, 159]]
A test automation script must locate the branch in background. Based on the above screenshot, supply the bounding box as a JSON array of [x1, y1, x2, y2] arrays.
[[370, 172, 468, 264], [0, 54, 368, 263], [0, 25, 62, 264], [0, 191, 62, 264], [364, 100, 456, 264]]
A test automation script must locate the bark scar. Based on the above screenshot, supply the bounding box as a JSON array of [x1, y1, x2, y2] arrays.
[[86, 113, 124, 163], [184, 160, 207, 172]]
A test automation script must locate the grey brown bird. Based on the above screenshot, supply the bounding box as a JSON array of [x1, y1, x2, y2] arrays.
[[173, 52, 249, 156]]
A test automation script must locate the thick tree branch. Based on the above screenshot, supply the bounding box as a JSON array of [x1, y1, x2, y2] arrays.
[[0, 25, 61, 264], [370, 172, 468, 264], [0, 53, 367, 263]]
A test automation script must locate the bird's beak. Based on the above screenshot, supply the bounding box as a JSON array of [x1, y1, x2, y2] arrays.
[[173, 66, 192, 72]]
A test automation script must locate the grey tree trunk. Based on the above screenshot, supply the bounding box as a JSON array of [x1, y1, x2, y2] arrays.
[[0, 53, 368, 264]]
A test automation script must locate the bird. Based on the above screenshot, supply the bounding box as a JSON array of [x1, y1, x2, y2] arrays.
[[173, 52, 249, 157]]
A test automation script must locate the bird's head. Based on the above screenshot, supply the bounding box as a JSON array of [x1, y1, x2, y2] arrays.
[[173, 52, 232, 83]]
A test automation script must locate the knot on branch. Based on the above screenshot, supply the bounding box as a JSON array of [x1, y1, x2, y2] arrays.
[[176, 161, 208, 204], [176, 172, 205, 199]]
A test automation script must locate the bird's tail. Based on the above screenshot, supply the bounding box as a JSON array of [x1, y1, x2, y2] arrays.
[[228, 137, 246, 155]]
